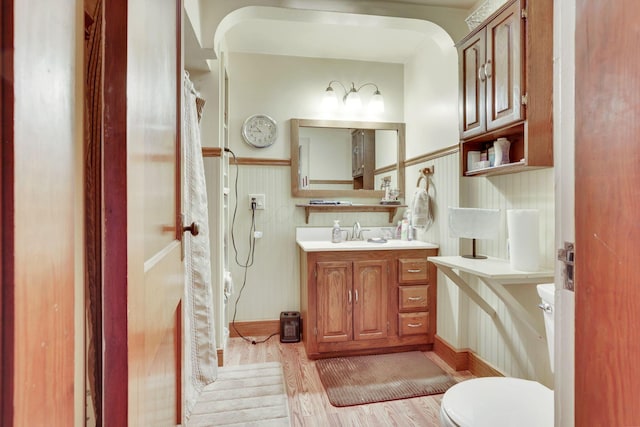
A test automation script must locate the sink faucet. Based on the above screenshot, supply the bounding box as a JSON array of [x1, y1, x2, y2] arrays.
[[349, 221, 369, 241], [351, 221, 362, 240]]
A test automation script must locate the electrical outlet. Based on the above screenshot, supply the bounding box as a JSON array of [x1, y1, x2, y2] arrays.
[[249, 194, 265, 210]]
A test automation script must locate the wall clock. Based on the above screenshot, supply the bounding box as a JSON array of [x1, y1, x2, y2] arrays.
[[241, 114, 278, 148]]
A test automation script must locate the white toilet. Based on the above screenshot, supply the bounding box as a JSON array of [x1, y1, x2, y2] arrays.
[[439, 284, 555, 427]]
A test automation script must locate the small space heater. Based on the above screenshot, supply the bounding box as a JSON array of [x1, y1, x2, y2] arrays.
[[279, 311, 301, 343]]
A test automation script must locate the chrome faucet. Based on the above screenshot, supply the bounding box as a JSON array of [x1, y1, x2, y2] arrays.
[[349, 221, 369, 241], [351, 221, 362, 241]]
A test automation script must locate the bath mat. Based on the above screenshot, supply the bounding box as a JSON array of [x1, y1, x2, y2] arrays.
[[187, 362, 291, 426], [315, 351, 457, 407]]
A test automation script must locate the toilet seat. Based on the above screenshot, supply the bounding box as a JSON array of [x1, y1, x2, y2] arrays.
[[440, 377, 553, 427]]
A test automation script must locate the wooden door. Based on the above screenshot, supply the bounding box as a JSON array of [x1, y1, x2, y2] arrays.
[[485, 0, 523, 131], [458, 30, 486, 139], [574, 0, 640, 424], [102, 0, 183, 425], [1, 0, 80, 425], [353, 260, 388, 341], [316, 261, 353, 343]]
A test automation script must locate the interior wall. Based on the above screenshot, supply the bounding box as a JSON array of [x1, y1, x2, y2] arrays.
[[403, 35, 459, 158], [402, 32, 462, 347], [194, 3, 554, 388], [219, 52, 404, 321], [456, 168, 556, 386]]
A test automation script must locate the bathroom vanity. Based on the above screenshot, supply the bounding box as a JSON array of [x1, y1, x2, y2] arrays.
[[297, 238, 438, 359]]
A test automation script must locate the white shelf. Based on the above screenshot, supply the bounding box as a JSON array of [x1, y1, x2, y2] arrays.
[[428, 256, 553, 339]]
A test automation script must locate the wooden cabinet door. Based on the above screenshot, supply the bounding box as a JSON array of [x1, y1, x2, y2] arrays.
[[353, 260, 388, 341], [316, 261, 353, 343], [352, 131, 364, 177], [485, 0, 523, 131], [458, 30, 486, 139]]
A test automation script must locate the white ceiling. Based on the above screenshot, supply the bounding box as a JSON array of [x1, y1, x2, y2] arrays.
[[224, 19, 443, 64], [185, 0, 479, 70]]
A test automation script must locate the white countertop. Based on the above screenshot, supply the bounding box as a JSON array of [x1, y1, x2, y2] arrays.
[[297, 239, 438, 252]]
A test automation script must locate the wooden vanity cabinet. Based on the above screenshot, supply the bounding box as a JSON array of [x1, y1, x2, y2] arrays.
[[457, 0, 553, 176], [299, 248, 438, 359]]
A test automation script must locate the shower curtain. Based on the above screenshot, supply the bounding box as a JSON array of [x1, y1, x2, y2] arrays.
[[183, 72, 218, 418]]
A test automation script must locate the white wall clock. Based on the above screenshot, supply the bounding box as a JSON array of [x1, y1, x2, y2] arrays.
[[241, 114, 278, 148]]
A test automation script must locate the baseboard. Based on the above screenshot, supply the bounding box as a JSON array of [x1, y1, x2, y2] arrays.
[[229, 320, 280, 338], [434, 334, 503, 377], [434, 335, 469, 371], [468, 352, 503, 377]]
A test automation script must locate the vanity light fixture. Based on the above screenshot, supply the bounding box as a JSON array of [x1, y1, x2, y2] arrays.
[[323, 81, 385, 113]]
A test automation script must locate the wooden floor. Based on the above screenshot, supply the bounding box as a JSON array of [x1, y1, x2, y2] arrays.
[[224, 336, 474, 426]]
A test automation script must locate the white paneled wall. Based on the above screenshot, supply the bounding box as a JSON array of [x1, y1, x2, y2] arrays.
[[456, 168, 555, 386], [225, 164, 398, 321]]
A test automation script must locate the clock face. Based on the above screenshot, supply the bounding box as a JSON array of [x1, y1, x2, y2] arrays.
[[241, 114, 278, 148]]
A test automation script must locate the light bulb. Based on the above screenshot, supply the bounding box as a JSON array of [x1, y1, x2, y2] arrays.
[[322, 87, 338, 110], [368, 90, 385, 113], [344, 90, 361, 111]]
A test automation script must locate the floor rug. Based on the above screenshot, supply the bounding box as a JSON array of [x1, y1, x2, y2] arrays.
[[187, 362, 291, 426], [315, 351, 457, 407]]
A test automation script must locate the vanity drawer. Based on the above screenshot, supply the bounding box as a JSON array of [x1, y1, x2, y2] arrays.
[[398, 258, 428, 283], [398, 312, 429, 336], [399, 285, 429, 311]]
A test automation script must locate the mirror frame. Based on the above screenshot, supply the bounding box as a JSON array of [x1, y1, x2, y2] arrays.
[[290, 118, 405, 199]]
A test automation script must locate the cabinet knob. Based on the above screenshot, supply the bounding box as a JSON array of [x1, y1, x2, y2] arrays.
[[484, 60, 492, 79], [478, 64, 486, 82]]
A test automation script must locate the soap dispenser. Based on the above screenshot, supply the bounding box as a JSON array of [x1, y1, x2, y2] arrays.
[[332, 220, 342, 243]]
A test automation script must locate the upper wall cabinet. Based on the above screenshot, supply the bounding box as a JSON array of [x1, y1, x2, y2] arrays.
[[457, 0, 553, 176]]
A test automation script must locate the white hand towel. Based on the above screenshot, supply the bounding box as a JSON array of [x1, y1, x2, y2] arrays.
[[411, 187, 434, 230]]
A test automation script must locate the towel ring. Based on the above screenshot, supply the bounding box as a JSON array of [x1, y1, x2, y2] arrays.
[[416, 166, 434, 190]]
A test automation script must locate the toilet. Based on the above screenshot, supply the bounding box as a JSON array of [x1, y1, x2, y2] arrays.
[[439, 284, 555, 427]]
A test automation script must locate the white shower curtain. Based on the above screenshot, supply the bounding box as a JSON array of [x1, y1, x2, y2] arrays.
[[183, 72, 218, 418]]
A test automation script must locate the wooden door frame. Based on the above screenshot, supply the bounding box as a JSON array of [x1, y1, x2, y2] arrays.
[[102, 0, 129, 424], [1, 0, 15, 425]]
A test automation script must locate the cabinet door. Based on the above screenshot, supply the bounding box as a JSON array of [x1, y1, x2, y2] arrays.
[[316, 261, 353, 343], [352, 131, 364, 177], [353, 260, 388, 341], [458, 30, 486, 139], [486, 0, 523, 131]]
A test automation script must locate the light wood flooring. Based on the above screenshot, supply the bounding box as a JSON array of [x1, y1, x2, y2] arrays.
[[223, 336, 474, 426]]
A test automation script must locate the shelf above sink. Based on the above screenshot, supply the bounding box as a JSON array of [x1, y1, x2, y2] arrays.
[[296, 203, 407, 224]]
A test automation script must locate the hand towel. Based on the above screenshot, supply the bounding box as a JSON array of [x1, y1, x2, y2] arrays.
[[411, 187, 434, 230]]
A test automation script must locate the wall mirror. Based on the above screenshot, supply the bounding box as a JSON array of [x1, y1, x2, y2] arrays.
[[290, 118, 405, 199]]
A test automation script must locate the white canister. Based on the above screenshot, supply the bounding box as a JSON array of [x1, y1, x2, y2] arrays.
[[494, 138, 511, 166], [467, 151, 481, 171]]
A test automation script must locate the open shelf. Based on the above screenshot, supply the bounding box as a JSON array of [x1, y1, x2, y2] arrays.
[[296, 203, 407, 224]]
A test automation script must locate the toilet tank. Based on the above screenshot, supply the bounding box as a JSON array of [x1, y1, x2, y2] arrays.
[[537, 284, 555, 372]]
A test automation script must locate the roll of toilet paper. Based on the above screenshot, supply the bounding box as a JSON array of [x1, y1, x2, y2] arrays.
[[507, 209, 540, 271]]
